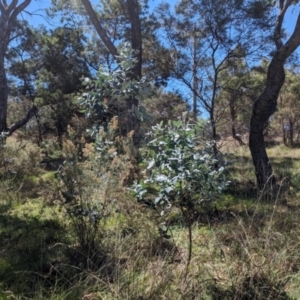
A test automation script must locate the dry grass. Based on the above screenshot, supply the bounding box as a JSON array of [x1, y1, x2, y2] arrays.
[[1, 136, 300, 299]]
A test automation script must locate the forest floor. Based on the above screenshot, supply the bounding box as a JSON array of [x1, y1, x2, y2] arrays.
[[0, 137, 300, 299]]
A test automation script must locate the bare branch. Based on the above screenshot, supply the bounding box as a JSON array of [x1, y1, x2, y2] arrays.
[[9, 0, 31, 22], [274, 0, 293, 49], [7, 0, 18, 12], [278, 12, 300, 60], [80, 0, 118, 59], [7, 106, 38, 136]]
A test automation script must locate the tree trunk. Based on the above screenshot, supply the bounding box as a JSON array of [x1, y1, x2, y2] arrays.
[[192, 32, 198, 121], [125, 0, 142, 139], [127, 0, 142, 80], [283, 121, 287, 145], [249, 2, 300, 193], [80, 0, 118, 59], [289, 120, 294, 146], [229, 98, 245, 146], [249, 57, 285, 191], [210, 111, 219, 168], [0, 53, 8, 133], [0, 0, 32, 135]]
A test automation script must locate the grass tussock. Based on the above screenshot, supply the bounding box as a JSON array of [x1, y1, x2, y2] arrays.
[[1, 138, 300, 299]]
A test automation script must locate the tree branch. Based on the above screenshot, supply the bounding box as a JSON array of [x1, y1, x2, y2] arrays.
[[7, 0, 18, 13], [80, 0, 118, 59], [278, 12, 300, 61], [274, 0, 293, 49], [7, 106, 37, 136], [9, 0, 31, 22], [0, 2, 4, 13]]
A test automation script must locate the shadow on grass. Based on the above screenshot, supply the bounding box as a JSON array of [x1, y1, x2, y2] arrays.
[[225, 154, 300, 199], [0, 206, 119, 299], [206, 275, 292, 300], [0, 208, 69, 296]]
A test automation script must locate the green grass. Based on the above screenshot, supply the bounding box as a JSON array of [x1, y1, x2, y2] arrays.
[[1, 141, 300, 299]]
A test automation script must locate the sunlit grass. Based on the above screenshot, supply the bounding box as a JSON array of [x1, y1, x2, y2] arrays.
[[1, 137, 300, 298]]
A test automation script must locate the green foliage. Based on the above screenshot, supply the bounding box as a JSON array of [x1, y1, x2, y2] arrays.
[[78, 43, 150, 125], [132, 120, 229, 212]]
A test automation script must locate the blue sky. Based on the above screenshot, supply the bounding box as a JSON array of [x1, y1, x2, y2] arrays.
[[22, 0, 162, 27], [23, 0, 299, 30], [18, 0, 300, 116]]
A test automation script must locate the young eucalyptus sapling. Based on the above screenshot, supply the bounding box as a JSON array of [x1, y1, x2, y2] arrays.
[[131, 120, 229, 268]]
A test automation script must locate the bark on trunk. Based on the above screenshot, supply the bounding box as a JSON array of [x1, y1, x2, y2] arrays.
[[0, 0, 32, 134], [229, 99, 245, 146], [249, 2, 300, 193], [289, 120, 294, 146], [125, 0, 142, 139], [210, 112, 219, 168], [127, 0, 142, 80], [0, 54, 8, 133], [249, 57, 285, 191], [283, 120, 294, 147], [283, 121, 287, 145], [7, 106, 38, 136], [80, 0, 118, 59]]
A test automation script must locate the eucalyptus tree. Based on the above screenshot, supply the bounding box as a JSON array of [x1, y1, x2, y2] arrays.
[[216, 59, 269, 144], [275, 70, 300, 146], [249, 0, 300, 191], [80, 0, 142, 78], [49, 0, 167, 139], [216, 60, 250, 145], [0, 0, 36, 135], [157, 0, 273, 145], [80, 0, 143, 137], [8, 24, 91, 143]]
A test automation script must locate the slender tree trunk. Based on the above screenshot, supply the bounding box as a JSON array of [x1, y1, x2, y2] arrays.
[[0, 0, 32, 135], [192, 33, 197, 121], [127, 0, 142, 80], [126, 0, 142, 139], [229, 98, 245, 146], [80, 0, 118, 59], [283, 121, 287, 145], [289, 120, 294, 146], [0, 53, 8, 133], [210, 111, 219, 168]]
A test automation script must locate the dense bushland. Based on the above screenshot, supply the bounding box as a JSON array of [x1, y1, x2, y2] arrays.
[[2, 1, 300, 299]]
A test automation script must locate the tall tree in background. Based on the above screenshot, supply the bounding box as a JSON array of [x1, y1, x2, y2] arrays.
[[216, 59, 270, 144], [216, 60, 250, 145], [249, 0, 300, 191], [0, 0, 36, 135], [80, 0, 142, 136], [276, 70, 300, 146], [7, 24, 91, 143], [49, 0, 172, 138], [157, 0, 273, 144]]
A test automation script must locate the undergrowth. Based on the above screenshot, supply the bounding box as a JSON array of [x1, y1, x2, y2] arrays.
[[1, 134, 300, 299]]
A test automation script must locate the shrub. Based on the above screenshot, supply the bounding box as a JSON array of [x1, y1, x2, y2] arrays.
[[131, 120, 229, 270], [132, 120, 229, 214]]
